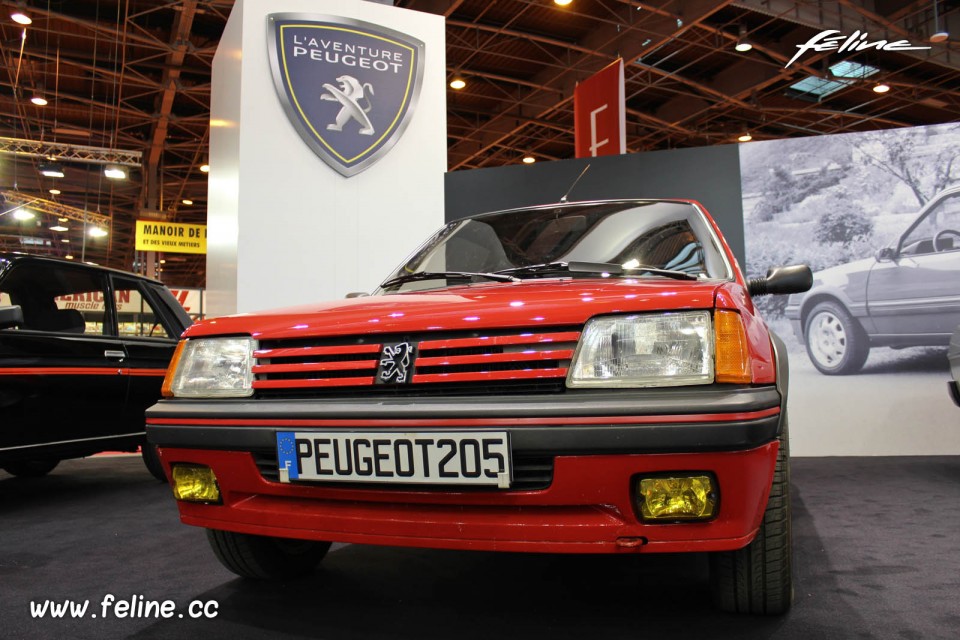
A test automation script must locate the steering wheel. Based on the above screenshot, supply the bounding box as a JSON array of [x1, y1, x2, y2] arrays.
[[933, 229, 960, 252]]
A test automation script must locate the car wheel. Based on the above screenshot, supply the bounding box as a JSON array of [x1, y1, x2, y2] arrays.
[[141, 444, 167, 483], [710, 416, 793, 615], [206, 529, 332, 580], [2, 459, 60, 478], [803, 300, 869, 374]]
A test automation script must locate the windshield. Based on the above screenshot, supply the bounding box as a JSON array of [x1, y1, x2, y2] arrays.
[[381, 201, 732, 292]]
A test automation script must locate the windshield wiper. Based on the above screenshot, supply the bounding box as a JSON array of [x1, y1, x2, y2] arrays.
[[380, 271, 520, 289], [494, 261, 698, 281]]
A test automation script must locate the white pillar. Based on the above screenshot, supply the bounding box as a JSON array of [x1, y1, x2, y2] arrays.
[[207, 0, 446, 316]]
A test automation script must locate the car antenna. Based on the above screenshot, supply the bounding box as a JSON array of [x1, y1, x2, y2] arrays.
[[559, 164, 591, 203]]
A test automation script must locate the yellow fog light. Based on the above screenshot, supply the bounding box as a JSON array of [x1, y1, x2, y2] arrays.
[[171, 464, 221, 503], [637, 474, 717, 522]]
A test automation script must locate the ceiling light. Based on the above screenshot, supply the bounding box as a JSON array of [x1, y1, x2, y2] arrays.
[[49, 225, 69, 232], [160, 259, 166, 264], [104, 165, 127, 179], [522, 156, 536, 164], [10, 11, 31, 25], [39, 162, 64, 178], [49, 189, 61, 195], [738, 133, 753, 142], [873, 83, 891, 93], [554, 0, 573, 5], [931, 0, 949, 42], [65, 254, 74, 260], [58, 217, 68, 222], [449, 77, 466, 90], [182, 199, 193, 205], [30, 94, 48, 106], [199, 164, 210, 173], [735, 25, 753, 52], [13, 209, 35, 221], [88, 227, 108, 238], [61, 239, 70, 243]]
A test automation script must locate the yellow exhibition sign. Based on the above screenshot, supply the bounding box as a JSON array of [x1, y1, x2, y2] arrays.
[[135, 220, 207, 254]]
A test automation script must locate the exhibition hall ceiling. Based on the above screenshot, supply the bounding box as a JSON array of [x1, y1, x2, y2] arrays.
[[0, 0, 957, 286]]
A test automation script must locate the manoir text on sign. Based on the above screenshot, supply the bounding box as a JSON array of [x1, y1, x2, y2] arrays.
[[135, 220, 207, 255]]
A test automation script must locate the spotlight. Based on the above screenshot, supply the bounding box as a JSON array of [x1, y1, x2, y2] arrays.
[[104, 165, 127, 179], [30, 94, 48, 106], [873, 83, 891, 94], [522, 156, 536, 164], [39, 162, 65, 178], [11, 11, 31, 25], [554, 0, 573, 5], [13, 209, 35, 221], [49, 189, 61, 195], [735, 25, 753, 52], [89, 227, 108, 238], [199, 164, 210, 173], [738, 133, 753, 142], [182, 199, 193, 205], [449, 77, 466, 90]]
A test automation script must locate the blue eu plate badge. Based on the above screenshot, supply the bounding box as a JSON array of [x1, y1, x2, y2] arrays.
[[267, 13, 426, 177], [276, 432, 299, 483]]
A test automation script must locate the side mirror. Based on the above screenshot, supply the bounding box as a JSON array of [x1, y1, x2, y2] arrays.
[[876, 246, 897, 262], [747, 265, 813, 297], [345, 291, 370, 299], [0, 305, 24, 329]]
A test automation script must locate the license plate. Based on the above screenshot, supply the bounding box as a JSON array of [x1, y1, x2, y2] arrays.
[[276, 431, 512, 488]]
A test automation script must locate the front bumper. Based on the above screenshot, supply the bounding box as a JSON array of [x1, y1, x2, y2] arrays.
[[147, 386, 783, 554]]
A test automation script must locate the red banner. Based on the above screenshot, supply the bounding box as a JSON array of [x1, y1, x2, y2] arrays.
[[574, 59, 626, 158]]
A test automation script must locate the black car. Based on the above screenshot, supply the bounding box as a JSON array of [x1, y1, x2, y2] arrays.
[[0, 254, 192, 479]]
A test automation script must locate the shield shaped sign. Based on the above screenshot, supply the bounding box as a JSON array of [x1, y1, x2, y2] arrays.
[[267, 13, 425, 177]]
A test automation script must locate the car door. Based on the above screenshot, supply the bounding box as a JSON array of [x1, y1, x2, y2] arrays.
[[867, 191, 960, 340], [0, 261, 129, 454], [110, 276, 189, 431]]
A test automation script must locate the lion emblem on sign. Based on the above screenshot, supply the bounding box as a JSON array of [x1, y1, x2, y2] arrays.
[[321, 75, 375, 136], [379, 342, 414, 384]]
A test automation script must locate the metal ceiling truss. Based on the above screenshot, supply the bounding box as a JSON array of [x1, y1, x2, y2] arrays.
[[0, 0, 957, 286]]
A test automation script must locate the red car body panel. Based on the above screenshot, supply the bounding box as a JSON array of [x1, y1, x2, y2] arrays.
[[157, 439, 778, 553], [148, 199, 787, 556]]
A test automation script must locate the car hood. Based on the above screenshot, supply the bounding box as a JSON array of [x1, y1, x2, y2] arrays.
[[811, 256, 876, 284], [789, 256, 875, 306], [187, 278, 726, 340]]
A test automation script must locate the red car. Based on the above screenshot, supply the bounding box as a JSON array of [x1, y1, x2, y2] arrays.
[[147, 199, 810, 614]]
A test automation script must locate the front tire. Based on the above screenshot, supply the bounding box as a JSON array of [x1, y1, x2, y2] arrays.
[[140, 444, 167, 482], [2, 459, 60, 477], [710, 417, 793, 615], [206, 529, 332, 580], [804, 300, 869, 375]]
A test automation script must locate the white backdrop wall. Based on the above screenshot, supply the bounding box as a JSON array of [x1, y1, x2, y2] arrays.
[[208, 0, 446, 315]]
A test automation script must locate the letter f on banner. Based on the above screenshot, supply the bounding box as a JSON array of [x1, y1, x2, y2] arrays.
[[574, 59, 626, 158]]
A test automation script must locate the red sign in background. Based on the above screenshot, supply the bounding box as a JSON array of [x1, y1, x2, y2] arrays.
[[574, 59, 626, 158]]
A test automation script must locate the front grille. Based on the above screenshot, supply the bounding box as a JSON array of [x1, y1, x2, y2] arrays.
[[252, 327, 580, 394], [252, 449, 554, 491]]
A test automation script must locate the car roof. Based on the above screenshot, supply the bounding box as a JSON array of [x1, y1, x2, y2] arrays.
[[0, 252, 165, 285]]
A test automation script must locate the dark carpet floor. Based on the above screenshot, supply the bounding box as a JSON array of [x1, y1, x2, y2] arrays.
[[1, 455, 958, 640]]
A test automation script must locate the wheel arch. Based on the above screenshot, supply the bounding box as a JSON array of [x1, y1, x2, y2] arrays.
[[797, 290, 864, 338]]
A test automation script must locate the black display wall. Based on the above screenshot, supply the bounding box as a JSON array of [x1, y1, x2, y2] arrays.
[[444, 144, 746, 265]]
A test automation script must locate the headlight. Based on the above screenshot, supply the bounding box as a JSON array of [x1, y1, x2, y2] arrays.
[[165, 337, 256, 398], [567, 311, 713, 388]]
